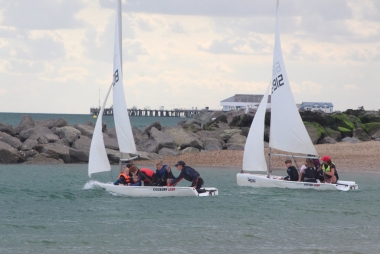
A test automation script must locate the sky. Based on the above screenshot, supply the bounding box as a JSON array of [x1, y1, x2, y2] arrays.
[[0, 0, 379, 114]]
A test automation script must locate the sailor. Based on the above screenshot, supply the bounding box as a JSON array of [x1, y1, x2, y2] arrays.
[[114, 165, 131, 185], [128, 165, 156, 186], [281, 159, 299, 181], [154, 160, 176, 186], [299, 159, 317, 182], [320, 155, 339, 184], [167, 161, 204, 190]]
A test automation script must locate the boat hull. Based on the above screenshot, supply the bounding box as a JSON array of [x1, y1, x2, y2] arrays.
[[236, 173, 358, 191], [94, 182, 218, 197]]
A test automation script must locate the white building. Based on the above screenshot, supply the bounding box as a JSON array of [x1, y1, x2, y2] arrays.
[[220, 94, 272, 112], [300, 102, 334, 113]]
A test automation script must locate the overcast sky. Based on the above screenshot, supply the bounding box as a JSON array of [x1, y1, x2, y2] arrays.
[[0, 0, 379, 114]]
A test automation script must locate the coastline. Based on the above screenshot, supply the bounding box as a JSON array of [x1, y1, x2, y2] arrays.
[[135, 141, 380, 173]]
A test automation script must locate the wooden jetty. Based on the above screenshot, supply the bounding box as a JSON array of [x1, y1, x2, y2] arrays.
[[90, 107, 213, 118]]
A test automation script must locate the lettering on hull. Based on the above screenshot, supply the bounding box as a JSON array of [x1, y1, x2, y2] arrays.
[[152, 188, 176, 191]]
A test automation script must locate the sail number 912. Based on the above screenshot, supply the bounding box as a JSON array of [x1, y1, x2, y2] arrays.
[[272, 74, 284, 93]]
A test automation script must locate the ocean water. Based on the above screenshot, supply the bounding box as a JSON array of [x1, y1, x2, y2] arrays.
[[0, 112, 185, 129], [0, 164, 379, 254]]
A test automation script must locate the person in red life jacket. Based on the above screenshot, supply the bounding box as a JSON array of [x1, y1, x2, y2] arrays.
[[154, 160, 176, 186], [320, 155, 339, 183], [114, 165, 131, 185], [167, 161, 204, 189], [128, 165, 156, 186]]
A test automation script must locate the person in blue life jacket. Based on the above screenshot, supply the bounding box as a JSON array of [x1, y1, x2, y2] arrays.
[[167, 161, 204, 190], [279, 159, 299, 181], [154, 160, 175, 186]]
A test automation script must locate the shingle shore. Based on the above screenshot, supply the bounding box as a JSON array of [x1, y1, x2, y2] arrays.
[[135, 141, 380, 172]]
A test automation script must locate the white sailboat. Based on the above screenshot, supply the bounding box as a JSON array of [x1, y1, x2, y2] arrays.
[[236, 1, 358, 191], [87, 0, 218, 197]]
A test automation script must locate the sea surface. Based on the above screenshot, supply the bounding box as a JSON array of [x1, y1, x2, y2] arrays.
[[1, 113, 380, 253], [0, 112, 184, 129], [0, 164, 379, 254]]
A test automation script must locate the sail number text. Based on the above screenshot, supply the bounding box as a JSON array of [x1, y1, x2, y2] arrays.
[[272, 61, 284, 93], [113, 69, 119, 85]]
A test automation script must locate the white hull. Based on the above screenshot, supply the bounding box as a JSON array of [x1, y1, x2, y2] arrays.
[[94, 182, 218, 197], [236, 173, 358, 191]]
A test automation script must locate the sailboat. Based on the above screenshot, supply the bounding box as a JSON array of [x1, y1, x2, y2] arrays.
[[87, 0, 218, 197], [236, 1, 358, 191]]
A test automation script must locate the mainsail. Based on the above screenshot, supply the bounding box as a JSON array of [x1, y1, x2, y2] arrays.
[[269, 0, 317, 156], [112, 0, 137, 154], [88, 0, 136, 177], [243, 85, 270, 172]]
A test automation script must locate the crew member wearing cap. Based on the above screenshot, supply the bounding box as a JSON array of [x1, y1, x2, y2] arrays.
[[320, 155, 339, 184], [167, 161, 204, 190]]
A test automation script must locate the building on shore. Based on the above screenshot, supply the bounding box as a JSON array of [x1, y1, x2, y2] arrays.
[[220, 94, 272, 112], [299, 102, 334, 113]]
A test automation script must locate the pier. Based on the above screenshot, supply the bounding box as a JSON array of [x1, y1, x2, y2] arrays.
[[90, 107, 214, 118]]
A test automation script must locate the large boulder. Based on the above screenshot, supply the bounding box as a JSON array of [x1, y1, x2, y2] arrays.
[[72, 135, 91, 156], [24, 153, 64, 164], [55, 126, 81, 145], [201, 137, 224, 151], [182, 124, 203, 133], [304, 122, 325, 144], [18, 126, 57, 143], [106, 127, 117, 139], [36, 118, 68, 128], [0, 123, 16, 136], [21, 139, 39, 151], [150, 127, 177, 150], [324, 127, 342, 141], [326, 113, 355, 131], [104, 137, 119, 150], [226, 133, 246, 150], [347, 115, 365, 129], [158, 147, 180, 156], [220, 129, 241, 142], [0, 141, 25, 163], [164, 127, 203, 150], [300, 111, 328, 126], [180, 147, 200, 154], [34, 143, 70, 163], [319, 136, 337, 144], [341, 137, 362, 144], [0, 131, 23, 149], [68, 147, 88, 163], [353, 128, 371, 141], [229, 113, 254, 128], [137, 139, 160, 153], [363, 122, 380, 136], [359, 111, 380, 123], [142, 121, 161, 136], [74, 124, 94, 138], [15, 115, 35, 134]]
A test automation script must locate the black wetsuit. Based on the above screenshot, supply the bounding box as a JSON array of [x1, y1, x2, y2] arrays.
[[169, 166, 204, 189], [284, 166, 299, 181]]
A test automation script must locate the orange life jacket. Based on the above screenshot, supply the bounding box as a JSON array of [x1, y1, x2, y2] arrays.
[[118, 173, 131, 183], [140, 168, 154, 177]]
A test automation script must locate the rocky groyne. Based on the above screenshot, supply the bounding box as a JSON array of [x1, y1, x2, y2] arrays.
[[1, 108, 380, 164]]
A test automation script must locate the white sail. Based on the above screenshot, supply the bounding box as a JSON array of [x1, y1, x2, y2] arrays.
[[88, 84, 113, 177], [112, 0, 137, 154], [269, 0, 317, 156], [243, 85, 270, 172]]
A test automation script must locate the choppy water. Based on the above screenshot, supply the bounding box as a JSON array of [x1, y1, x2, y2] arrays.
[[0, 164, 379, 254], [0, 112, 184, 129]]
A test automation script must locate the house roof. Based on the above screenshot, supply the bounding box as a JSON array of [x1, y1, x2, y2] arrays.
[[300, 102, 333, 107], [221, 94, 271, 103]]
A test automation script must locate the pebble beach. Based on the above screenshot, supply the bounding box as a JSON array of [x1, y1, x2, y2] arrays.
[[136, 141, 380, 173]]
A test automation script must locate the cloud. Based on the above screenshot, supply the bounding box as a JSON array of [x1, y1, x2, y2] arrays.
[[344, 84, 360, 90], [0, 0, 86, 29], [198, 35, 271, 55]]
